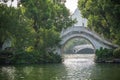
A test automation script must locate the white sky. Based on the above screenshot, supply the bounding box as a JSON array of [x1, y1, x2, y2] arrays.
[[6, 0, 78, 13], [65, 0, 78, 13], [7, 0, 17, 7]]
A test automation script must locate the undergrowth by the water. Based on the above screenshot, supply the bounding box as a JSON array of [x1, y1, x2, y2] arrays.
[[95, 47, 120, 63], [0, 50, 62, 65]]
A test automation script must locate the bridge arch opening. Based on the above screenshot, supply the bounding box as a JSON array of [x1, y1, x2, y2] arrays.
[[61, 37, 95, 54]]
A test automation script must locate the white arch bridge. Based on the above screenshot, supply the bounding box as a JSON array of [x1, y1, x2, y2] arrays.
[[57, 26, 118, 54]]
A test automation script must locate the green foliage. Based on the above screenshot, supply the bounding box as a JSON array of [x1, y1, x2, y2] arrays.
[[0, 50, 13, 64], [19, 0, 74, 50], [113, 48, 120, 58], [0, 4, 18, 43], [95, 47, 113, 59], [39, 27, 61, 50], [10, 51, 62, 64], [0, 49, 62, 64], [78, 0, 120, 45], [0, 4, 34, 50], [0, 0, 74, 64]]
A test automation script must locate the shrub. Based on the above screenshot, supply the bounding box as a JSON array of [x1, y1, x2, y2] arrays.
[[11, 50, 33, 64], [0, 49, 62, 64], [95, 47, 113, 59], [0, 50, 13, 64], [113, 47, 120, 58], [11, 50, 62, 64]]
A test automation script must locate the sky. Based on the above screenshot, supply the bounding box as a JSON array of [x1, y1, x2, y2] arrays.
[[6, 0, 17, 7], [6, 0, 78, 13], [65, 0, 78, 13]]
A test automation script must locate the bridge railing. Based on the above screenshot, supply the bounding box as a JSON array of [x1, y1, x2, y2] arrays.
[[61, 26, 86, 36]]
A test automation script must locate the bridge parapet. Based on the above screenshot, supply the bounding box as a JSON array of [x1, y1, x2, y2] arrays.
[[61, 26, 85, 36]]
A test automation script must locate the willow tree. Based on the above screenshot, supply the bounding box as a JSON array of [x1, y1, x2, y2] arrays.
[[78, 0, 120, 45]]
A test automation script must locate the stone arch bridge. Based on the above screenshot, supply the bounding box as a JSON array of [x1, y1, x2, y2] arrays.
[[58, 26, 118, 54]]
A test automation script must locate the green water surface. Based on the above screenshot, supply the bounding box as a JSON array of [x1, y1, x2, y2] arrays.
[[0, 54, 120, 80]]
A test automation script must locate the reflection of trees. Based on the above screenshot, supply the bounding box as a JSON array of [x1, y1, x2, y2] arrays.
[[22, 65, 68, 80], [1, 66, 16, 80], [89, 64, 120, 80], [0, 65, 68, 80]]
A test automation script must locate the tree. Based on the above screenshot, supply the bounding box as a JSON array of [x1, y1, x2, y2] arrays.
[[20, 0, 74, 51], [78, 0, 120, 45], [0, 3, 33, 50], [0, 0, 74, 53], [0, 4, 20, 49]]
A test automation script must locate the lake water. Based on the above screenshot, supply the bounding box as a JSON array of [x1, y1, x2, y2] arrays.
[[0, 54, 120, 80]]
